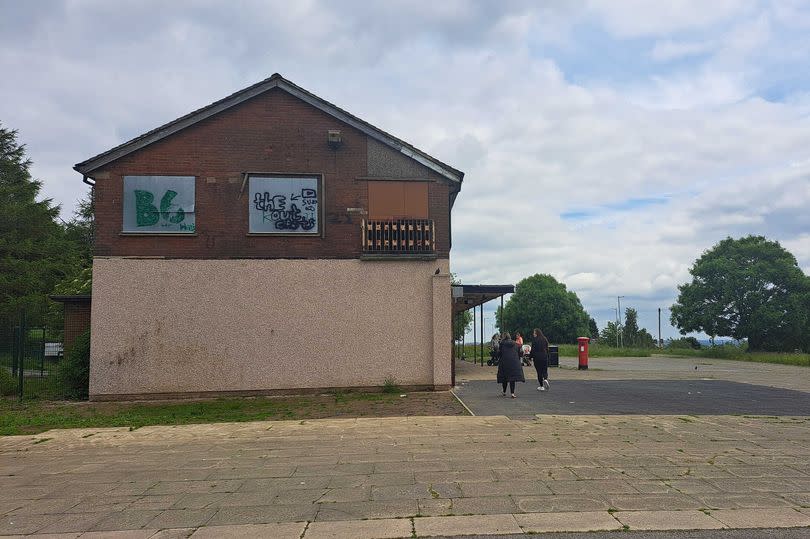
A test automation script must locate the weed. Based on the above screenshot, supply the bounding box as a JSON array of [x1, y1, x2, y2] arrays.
[[382, 376, 400, 394]]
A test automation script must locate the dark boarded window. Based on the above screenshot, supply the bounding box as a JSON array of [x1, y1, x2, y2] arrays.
[[367, 181, 428, 220]]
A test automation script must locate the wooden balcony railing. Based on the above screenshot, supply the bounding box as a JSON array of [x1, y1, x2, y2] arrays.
[[362, 219, 435, 254]]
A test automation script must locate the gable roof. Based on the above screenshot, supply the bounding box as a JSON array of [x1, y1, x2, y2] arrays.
[[74, 73, 464, 185]]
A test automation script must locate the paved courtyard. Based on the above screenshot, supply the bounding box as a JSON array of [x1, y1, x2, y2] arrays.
[[1, 355, 809, 538]]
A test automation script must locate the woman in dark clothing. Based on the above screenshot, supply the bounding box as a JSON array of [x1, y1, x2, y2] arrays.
[[496, 332, 525, 398], [530, 328, 550, 391]]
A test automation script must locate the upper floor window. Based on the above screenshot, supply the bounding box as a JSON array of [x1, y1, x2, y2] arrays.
[[367, 181, 428, 219], [249, 175, 322, 235], [122, 176, 196, 233]]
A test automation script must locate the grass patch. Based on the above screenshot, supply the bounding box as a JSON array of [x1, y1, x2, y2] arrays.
[[555, 343, 651, 358], [460, 341, 810, 365], [0, 390, 467, 436], [657, 346, 810, 366], [459, 342, 652, 359]]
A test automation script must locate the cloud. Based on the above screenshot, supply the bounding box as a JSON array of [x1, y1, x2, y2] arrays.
[[650, 39, 716, 62], [2, 0, 809, 341]]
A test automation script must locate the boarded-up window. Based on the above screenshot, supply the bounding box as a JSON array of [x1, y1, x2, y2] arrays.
[[368, 181, 428, 219], [249, 175, 321, 234], [122, 176, 196, 233]]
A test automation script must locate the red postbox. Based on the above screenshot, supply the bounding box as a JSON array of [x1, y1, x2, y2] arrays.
[[577, 337, 590, 370]]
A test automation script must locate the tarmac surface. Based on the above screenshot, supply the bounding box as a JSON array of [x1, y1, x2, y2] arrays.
[[1, 354, 809, 538], [453, 379, 810, 417]]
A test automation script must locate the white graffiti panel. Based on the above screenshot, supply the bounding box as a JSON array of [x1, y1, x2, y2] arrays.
[[249, 176, 319, 234]]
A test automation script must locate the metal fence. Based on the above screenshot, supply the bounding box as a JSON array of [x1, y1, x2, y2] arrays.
[[1, 311, 67, 400]]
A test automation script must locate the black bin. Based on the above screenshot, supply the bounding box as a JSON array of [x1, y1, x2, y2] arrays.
[[548, 345, 559, 367]]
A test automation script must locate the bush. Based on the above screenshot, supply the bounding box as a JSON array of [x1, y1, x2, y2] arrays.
[[56, 329, 90, 399], [667, 337, 702, 350], [0, 367, 17, 396]]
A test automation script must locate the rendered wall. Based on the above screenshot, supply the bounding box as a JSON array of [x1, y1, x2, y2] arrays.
[[90, 258, 451, 399]]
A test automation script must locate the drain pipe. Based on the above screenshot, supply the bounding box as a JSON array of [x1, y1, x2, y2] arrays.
[[82, 175, 95, 187]]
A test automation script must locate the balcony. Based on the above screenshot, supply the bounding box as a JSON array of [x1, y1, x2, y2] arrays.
[[361, 219, 435, 257]]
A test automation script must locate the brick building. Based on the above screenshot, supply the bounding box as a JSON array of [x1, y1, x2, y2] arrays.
[[75, 74, 464, 400]]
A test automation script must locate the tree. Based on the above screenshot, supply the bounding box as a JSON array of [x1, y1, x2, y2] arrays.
[[671, 236, 810, 352], [622, 307, 640, 347], [600, 321, 619, 346], [0, 124, 79, 322], [588, 317, 599, 340], [501, 274, 590, 343], [617, 307, 656, 348], [451, 274, 472, 341], [63, 193, 94, 266]]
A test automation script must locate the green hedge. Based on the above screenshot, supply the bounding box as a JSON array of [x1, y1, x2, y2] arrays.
[[56, 330, 90, 399], [0, 367, 16, 396]]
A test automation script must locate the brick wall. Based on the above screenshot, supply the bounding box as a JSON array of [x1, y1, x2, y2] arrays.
[[64, 300, 91, 351], [91, 88, 454, 259]]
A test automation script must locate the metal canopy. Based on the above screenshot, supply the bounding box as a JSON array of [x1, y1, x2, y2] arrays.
[[452, 284, 514, 314]]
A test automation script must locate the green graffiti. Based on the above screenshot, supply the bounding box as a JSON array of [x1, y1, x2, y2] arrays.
[[134, 189, 187, 227], [135, 190, 159, 226], [160, 190, 186, 223]]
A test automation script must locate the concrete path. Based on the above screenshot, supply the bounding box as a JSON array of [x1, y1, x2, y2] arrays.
[[2, 413, 810, 537], [2, 355, 809, 537]]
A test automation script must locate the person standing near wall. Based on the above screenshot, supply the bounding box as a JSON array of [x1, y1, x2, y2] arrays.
[[497, 332, 525, 398], [489, 333, 501, 365], [531, 328, 550, 391]]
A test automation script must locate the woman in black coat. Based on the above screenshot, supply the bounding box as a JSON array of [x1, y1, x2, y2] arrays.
[[530, 328, 550, 391], [496, 332, 525, 398]]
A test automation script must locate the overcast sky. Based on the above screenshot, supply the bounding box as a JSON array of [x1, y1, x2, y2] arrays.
[[2, 0, 809, 340]]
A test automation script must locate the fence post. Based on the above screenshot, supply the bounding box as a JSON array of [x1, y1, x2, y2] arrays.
[[11, 325, 18, 377], [17, 310, 26, 401]]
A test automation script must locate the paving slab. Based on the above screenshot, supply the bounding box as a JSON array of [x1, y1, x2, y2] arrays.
[[513, 495, 611, 513], [614, 510, 725, 530], [206, 504, 316, 525], [449, 496, 518, 515], [87, 510, 162, 532], [148, 529, 195, 539], [79, 531, 160, 539], [186, 522, 305, 538], [314, 500, 418, 521], [0, 514, 59, 535], [514, 511, 623, 532], [303, 518, 413, 539], [414, 514, 522, 536], [0, 534, 81, 539], [34, 513, 107, 534], [711, 508, 810, 528], [144, 508, 216, 529]]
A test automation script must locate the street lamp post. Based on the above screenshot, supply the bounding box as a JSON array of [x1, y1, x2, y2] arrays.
[[612, 307, 619, 347]]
